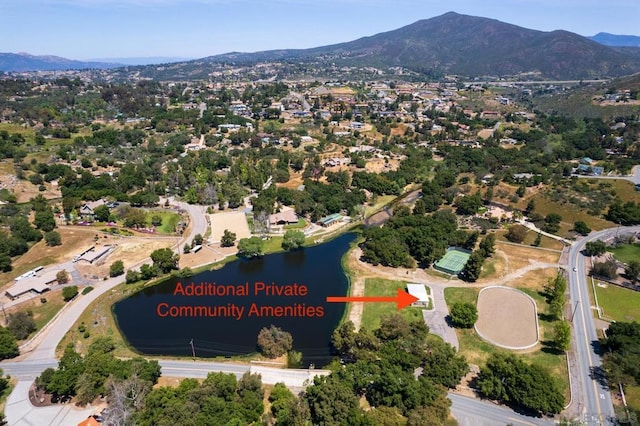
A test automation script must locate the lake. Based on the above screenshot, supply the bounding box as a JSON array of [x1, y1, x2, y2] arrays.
[[112, 233, 356, 367]]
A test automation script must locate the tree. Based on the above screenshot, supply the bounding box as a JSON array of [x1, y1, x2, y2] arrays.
[[554, 320, 571, 352], [151, 215, 163, 227], [57, 270, 69, 284], [476, 353, 564, 415], [123, 208, 147, 228], [543, 213, 563, 234], [34, 208, 56, 232], [45, 230, 61, 246], [0, 254, 11, 272], [109, 260, 125, 277], [625, 260, 640, 283], [192, 233, 204, 246], [7, 311, 36, 340], [94, 204, 110, 222], [478, 233, 495, 258], [62, 284, 78, 301], [221, 229, 236, 247], [525, 199, 536, 215], [125, 269, 140, 284], [282, 230, 305, 251], [461, 251, 484, 282], [573, 221, 591, 236], [591, 256, 618, 279], [584, 240, 607, 256], [150, 248, 179, 273], [257, 325, 293, 358], [0, 327, 19, 360], [455, 192, 483, 215], [449, 303, 478, 328], [505, 224, 527, 243], [140, 264, 159, 280], [421, 339, 469, 389], [45, 344, 84, 398], [238, 237, 264, 258]]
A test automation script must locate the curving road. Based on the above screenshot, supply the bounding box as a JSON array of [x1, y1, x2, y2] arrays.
[[568, 226, 640, 425]]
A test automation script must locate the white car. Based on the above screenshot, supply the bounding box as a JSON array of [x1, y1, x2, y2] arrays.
[[573, 267, 577, 272]]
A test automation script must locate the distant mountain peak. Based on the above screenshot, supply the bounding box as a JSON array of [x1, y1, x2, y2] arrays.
[[187, 13, 640, 80], [589, 32, 640, 47]]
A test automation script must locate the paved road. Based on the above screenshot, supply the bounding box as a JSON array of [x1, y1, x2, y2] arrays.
[[449, 393, 554, 426], [573, 165, 640, 186], [568, 226, 640, 425]]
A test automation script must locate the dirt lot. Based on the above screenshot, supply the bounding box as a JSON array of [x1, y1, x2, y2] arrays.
[[209, 211, 251, 242], [179, 244, 238, 270], [75, 236, 178, 279], [476, 286, 539, 349]]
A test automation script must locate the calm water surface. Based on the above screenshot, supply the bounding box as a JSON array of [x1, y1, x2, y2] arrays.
[[113, 233, 355, 367]]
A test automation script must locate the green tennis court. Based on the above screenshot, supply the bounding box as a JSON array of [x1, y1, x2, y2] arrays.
[[434, 248, 471, 275]]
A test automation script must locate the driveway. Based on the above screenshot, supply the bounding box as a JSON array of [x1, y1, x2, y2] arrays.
[[422, 284, 459, 350], [5, 382, 94, 426]]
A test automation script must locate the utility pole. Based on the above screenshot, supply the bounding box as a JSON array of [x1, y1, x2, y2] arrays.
[[190, 339, 196, 361]]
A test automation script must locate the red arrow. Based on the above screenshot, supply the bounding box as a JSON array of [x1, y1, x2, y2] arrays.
[[326, 288, 419, 310]]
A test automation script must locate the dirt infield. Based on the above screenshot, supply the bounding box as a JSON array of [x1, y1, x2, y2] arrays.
[[475, 286, 539, 350], [209, 211, 251, 242]]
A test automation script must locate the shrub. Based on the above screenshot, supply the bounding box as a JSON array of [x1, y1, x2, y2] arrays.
[[62, 285, 78, 301], [449, 303, 478, 328], [81, 286, 94, 295]]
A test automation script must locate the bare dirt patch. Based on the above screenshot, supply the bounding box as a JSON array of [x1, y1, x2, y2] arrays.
[[179, 244, 238, 270], [494, 242, 560, 271], [476, 286, 538, 350], [209, 211, 251, 242], [75, 237, 177, 279]]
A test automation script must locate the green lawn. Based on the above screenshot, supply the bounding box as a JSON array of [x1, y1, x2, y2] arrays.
[[146, 211, 181, 234], [624, 384, 640, 415], [283, 218, 308, 230], [360, 278, 424, 331], [608, 243, 640, 265], [595, 283, 640, 322]]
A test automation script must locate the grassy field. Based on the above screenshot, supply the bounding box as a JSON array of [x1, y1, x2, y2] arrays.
[[595, 283, 640, 322], [364, 195, 395, 218], [444, 286, 570, 401], [283, 218, 308, 230], [608, 243, 640, 265], [494, 228, 565, 251], [360, 278, 425, 331], [530, 193, 614, 234], [146, 210, 181, 234]]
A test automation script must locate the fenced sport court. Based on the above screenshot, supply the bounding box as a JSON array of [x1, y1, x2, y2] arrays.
[[434, 247, 471, 275]]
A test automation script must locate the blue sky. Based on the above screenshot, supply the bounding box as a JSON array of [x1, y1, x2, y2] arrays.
[[1, 0, 639, 60]]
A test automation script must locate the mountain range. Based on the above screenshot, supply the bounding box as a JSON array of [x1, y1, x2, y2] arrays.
[[2, 12, 640, 79], [0, 53, 121, 72], [195, 12, 640, 80], [588, 33, 640, 47]]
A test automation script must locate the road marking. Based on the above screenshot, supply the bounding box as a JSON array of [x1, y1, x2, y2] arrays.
[[574, 254, 604, 418]]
